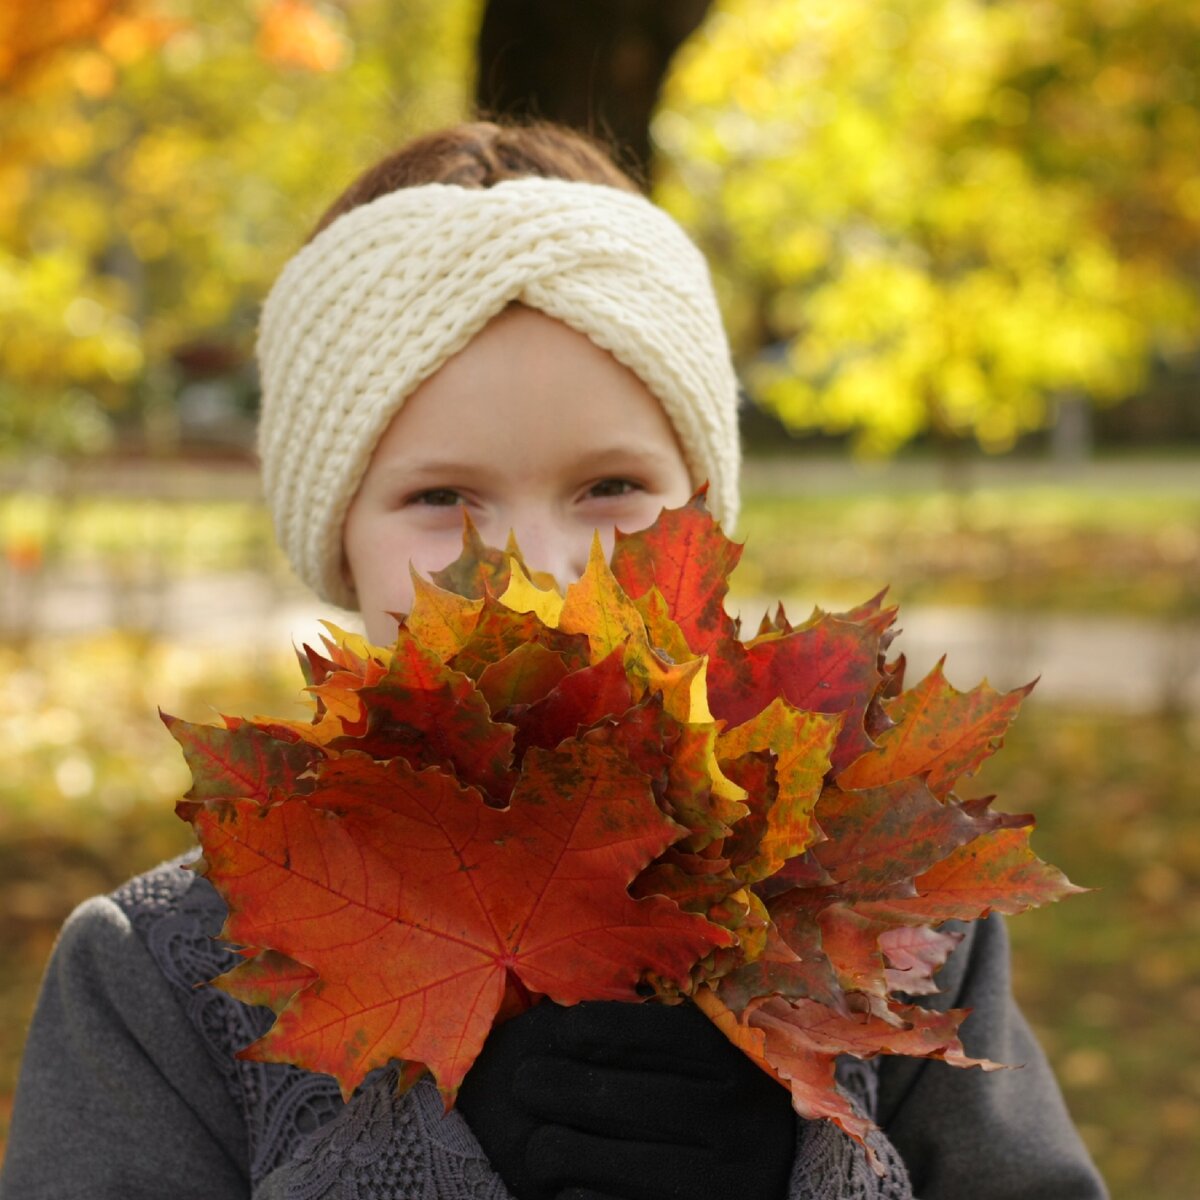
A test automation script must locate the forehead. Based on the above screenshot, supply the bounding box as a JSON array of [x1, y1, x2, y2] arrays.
[[362, 305, 689, 474]]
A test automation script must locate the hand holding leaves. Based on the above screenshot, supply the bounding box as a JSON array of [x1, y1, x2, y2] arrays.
[[457, 1000, 796, 1200]]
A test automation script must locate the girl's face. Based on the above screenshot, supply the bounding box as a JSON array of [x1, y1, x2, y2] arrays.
[[342, 304, 695, 645]]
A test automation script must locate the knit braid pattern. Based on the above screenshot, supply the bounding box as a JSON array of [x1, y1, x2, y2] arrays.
[[111, 855, 913, 1200], [255, 178, 742, 608]]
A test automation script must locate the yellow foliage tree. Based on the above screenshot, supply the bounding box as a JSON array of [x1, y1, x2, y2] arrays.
[[4, 0, 1197, 458], [0, 0, 478, 454], [655, 0, 1200, 452]]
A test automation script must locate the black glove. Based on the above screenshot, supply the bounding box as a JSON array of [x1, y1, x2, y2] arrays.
[[456, 999, 797, 1200]]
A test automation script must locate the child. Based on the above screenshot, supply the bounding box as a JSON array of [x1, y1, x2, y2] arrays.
[[0, 121, 1108, 1200]]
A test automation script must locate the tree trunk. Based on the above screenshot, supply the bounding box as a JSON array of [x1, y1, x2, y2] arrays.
[[474, 0, 713, 187]]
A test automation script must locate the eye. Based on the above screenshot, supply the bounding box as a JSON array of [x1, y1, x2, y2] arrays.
[[409, 488, 466, 507], [586, 478, 641, 499]]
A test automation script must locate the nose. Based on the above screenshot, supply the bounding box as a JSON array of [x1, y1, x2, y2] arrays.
[[504, 510, 589, 593]]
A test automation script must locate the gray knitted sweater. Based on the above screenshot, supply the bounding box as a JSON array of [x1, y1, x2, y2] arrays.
[[0, 855, 1107, 1200]]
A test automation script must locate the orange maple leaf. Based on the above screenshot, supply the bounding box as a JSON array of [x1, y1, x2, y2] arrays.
[[200, 736, 732, 1102]]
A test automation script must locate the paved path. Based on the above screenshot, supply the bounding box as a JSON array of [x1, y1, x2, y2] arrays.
[[731, 595, 1200, 712], [7, 568, 1194, 712]]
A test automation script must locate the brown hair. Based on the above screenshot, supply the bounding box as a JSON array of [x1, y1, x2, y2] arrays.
[[305, 120, 642, 245]]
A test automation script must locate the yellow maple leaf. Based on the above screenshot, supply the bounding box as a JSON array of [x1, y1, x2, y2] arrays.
[[499, 557, 564, 628], [407, 568, 485, 661], [559, 534, 645, 663]]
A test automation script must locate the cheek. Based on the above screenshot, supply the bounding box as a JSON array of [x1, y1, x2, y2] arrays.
[[614, 490, 684, 537], [346, 516, 467, 607], [575, 496, 671, 572]]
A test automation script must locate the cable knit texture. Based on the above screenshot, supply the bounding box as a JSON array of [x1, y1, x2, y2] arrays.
[[254, 179, 742, 608], [111, 856, 912, 1200]]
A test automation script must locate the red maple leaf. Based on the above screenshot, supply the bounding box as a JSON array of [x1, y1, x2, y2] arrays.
[[200, 736, 732, 1101]]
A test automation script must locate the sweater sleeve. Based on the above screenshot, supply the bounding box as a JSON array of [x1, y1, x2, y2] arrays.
[[254, 1066, 517, 1200], [0, 894, 250, 1200], [0, 875, 523, 1200], [876, 913, 1109, 1200], [785, 1107, 914, 1200]]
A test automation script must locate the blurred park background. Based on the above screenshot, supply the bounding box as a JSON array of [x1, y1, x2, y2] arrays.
[[1, 1, 1198, 1195]]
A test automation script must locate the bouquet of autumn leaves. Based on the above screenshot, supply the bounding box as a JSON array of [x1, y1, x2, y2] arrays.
[[164, 494, 1081, 1172]]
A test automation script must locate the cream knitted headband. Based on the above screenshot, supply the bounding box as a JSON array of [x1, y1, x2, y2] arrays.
[[255, 176, 741, 609]]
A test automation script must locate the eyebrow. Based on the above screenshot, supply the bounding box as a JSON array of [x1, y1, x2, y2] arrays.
[[374, 445, 680, 481]]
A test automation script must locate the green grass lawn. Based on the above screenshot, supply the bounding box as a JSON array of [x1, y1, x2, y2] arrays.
[[734, 461, 1200, 618], [973, 706, 1200, 1200]]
